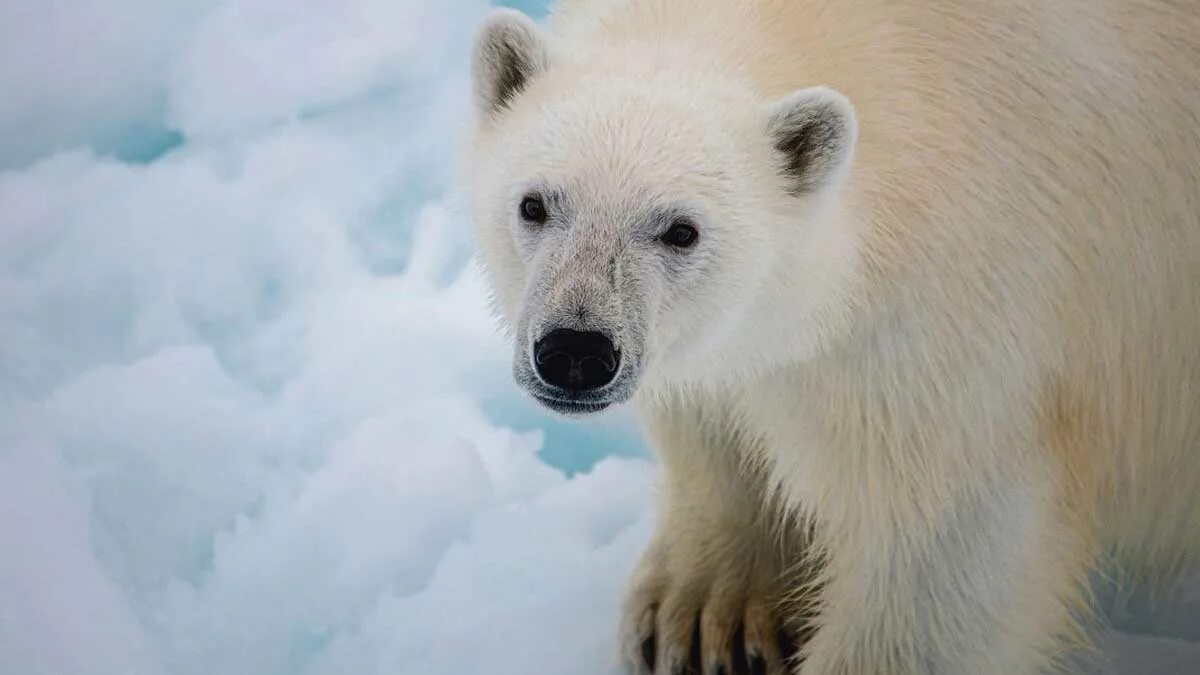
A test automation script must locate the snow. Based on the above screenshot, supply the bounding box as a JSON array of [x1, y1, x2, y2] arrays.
[[0, 1, 1193, 674]]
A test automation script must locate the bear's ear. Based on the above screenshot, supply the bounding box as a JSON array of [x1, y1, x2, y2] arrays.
[[472, 9, 551, 118], [765, 87, 858, 195]]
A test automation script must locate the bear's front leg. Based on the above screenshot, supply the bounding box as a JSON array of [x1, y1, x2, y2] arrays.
[[622, 401, 815, 675], [797, 464, 1092, 675]]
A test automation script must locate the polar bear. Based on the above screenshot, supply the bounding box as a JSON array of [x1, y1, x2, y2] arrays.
[[465, 1, 1200, 673]]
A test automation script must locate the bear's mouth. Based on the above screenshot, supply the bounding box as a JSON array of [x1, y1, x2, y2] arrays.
[[531, 392, 612, 416]]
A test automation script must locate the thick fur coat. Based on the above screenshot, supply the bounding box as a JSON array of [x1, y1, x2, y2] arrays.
[[466, 1, 1200, 673]]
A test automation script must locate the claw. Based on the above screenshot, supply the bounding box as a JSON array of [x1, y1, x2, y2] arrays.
[[642, 634, 657, 672], [779, 627, 801, 669], [748, 652, 767, 675]]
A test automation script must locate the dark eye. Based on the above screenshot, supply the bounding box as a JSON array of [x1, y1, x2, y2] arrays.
[[519, 194, 548, 224], [660, 219, 699, 249]]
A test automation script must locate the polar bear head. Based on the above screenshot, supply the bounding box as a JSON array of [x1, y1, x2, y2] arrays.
[[467, 9, 860, 415]]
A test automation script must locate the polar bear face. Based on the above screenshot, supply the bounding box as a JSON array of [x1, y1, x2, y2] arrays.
[[468, 9, 859, 415]]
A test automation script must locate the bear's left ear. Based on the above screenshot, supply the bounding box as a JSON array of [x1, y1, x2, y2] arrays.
[[765, 87, 858, 195], [472, 9, 551, 119]]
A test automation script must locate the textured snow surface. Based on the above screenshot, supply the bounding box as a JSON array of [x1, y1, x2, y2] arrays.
[[0, 1, 1194, 674]]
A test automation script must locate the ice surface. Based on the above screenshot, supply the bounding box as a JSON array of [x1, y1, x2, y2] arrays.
[[0, 1, 1193, 674]]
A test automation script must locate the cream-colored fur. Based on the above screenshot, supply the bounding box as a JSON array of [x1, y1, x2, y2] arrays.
[[466, 1, 1200, 673]]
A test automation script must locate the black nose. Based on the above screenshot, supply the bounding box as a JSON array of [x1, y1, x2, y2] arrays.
[[533, 329, 620, 392]]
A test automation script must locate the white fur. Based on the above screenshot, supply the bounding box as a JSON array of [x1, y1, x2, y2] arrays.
[[466, 1, 1200, 673]]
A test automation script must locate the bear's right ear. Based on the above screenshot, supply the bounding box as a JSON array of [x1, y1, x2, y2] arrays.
[[472, 9, 551, 119]]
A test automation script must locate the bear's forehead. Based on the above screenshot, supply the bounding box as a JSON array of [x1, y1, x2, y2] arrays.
[[505, 88, 740, 202]]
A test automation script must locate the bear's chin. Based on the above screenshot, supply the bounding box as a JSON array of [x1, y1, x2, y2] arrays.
[[531, 393, 613, 416]]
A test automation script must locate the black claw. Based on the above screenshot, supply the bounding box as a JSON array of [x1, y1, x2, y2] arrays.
[[731, 624, 749, 675], [749, 654, 767, 675], [779, 628, 800, 665], [641, 635, 656, 672]]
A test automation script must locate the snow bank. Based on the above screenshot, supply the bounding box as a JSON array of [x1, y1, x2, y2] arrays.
[[0, 2, 651, 674]]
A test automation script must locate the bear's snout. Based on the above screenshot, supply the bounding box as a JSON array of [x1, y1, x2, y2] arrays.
[[533, 328, 620, 393]]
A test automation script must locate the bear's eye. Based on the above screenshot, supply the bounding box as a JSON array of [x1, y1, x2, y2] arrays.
[[660, 219, 699, 249], [519, 194, 548, 224]]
